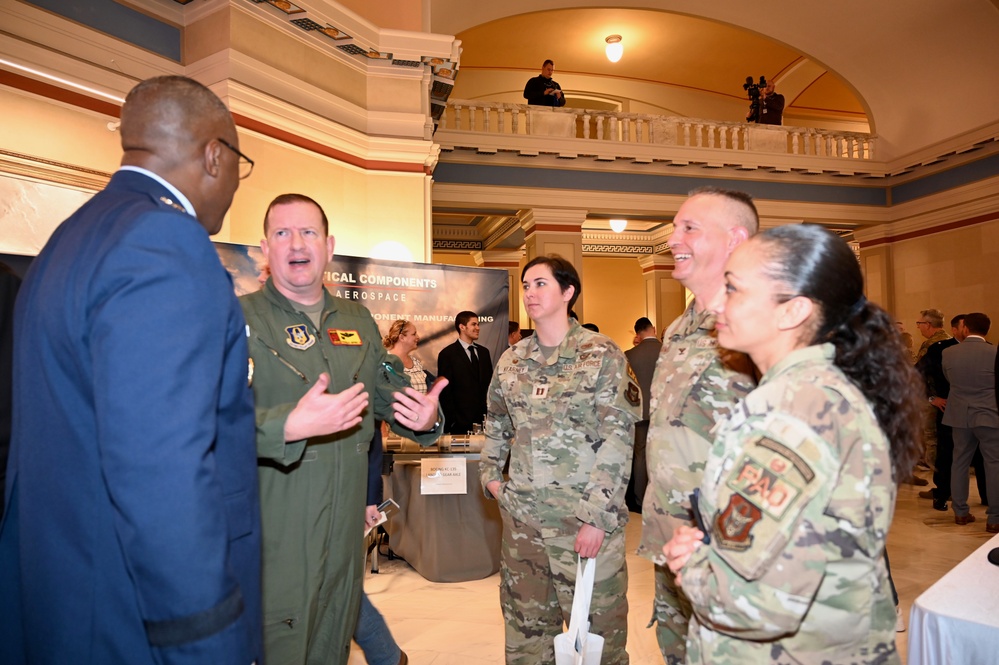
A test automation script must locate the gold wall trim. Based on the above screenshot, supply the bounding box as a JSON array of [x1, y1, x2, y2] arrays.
[[0, 149, 110, 191]]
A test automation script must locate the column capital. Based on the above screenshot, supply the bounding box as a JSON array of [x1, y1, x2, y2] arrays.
[[519, 208, 588, 236], [473, 249, 523, 268], [638, 254, 675, 271]]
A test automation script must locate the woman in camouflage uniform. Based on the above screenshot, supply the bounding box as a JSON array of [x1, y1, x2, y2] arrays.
[[481, 255, 642, 664], [665, 225, 921, 664]]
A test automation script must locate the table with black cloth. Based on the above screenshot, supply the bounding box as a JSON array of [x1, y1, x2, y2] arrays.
[[907, 532, 999, 664], [385, 454, 502, 583]]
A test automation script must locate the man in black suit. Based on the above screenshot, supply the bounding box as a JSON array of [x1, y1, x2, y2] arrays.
[[942, 312, 999, 533], [625, 317, 659, 512], [437, 310, 493, 434]]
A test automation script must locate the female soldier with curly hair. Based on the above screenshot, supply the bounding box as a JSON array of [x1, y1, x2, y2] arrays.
[[665, 224, 921, 664]]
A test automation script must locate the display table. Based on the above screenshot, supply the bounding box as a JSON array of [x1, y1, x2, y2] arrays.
[[907, 532, 999, 665], [386, 458, 502, 583]]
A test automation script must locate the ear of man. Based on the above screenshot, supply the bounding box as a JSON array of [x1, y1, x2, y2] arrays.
[[203, 138, 223, 179], [726, 224, 751, 251]]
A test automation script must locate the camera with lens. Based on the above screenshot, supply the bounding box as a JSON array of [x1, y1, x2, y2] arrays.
[[743, 75, 767, 123]]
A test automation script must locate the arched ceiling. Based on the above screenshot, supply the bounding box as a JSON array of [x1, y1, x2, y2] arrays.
[[431, 0, 999, 162], [453, 7, 865, 124]]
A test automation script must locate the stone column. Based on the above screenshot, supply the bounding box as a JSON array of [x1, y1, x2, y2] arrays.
[[473, 249, 523, 323], [638, 254, 687, 332], [520, 208, 587, 319]]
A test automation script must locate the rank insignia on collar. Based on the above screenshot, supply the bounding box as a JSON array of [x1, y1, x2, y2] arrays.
[[328, 329, 362, 346], [285, 324, 316, 350], [158, 196, 186, 213]]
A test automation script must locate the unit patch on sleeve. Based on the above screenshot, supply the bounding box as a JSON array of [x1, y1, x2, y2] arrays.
[[624, 361, 641, 407], [328, 329, 363, 346], [714, 493, 762, 551], [726, 454, 802, 520], [285, 324, 316, 350]]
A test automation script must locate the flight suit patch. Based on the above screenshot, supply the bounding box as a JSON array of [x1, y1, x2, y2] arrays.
[[285, 324, 316, 350], [328, 329, 362, 345]]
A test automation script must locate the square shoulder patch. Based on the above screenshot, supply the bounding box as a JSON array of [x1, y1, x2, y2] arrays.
[[725, 434, 816, 517]]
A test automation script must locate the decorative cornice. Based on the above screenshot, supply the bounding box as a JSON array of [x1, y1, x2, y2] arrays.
[[0, 69, 120, 119], [581, 243, 653, 255], [233, 112, 428, 173], [483, 215, 522, 249], [0, 149, 110, 191], [858, 210, 999, 248], [433, 239, 483, 251]]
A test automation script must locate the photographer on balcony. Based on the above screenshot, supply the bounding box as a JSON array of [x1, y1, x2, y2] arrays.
[[748, 80, 784, 125], [524, 59, 566, 107]]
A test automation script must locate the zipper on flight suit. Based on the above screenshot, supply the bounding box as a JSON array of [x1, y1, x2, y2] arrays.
[[253, 335, 309, 383]]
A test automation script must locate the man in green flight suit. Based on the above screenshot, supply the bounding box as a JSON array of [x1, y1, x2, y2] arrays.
[[241, 193, 445, 665]]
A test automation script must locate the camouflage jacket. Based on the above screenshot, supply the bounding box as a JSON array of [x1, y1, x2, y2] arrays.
[[639, 304, 755, 563], [914, 329, 950, 363], [682, 344, 899, 664], [480, 320, 642, 534]]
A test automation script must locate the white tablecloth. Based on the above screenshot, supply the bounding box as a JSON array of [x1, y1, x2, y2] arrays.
[[907, 533, 999, 665]]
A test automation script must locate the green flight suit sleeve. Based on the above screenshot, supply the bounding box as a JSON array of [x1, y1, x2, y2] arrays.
[[255, 402, 308, 466]]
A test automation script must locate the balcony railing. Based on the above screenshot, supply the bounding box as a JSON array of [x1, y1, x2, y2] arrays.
[[436, 99, 875, 165]]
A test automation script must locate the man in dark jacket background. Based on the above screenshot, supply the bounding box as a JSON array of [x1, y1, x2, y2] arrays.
[[524, 59, 566, 107]]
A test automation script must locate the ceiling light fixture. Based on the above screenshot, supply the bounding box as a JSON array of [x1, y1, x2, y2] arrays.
[[605, 35, 623, 63], [610, 218, 627, 233]]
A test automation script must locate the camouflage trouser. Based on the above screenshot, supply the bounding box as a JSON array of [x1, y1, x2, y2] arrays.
[[652, 562, 692, 664], [922, 402, 938, 467], [499, 510, 629, 665]]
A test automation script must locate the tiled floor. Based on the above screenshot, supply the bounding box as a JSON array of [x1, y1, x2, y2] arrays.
[[350, 468, 992, 664]]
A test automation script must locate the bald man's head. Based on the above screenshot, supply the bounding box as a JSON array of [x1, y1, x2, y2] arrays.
[[119, 76, 243, 234]]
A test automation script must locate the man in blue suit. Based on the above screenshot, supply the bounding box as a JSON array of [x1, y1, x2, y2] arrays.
[[0, 76, 262, 664]]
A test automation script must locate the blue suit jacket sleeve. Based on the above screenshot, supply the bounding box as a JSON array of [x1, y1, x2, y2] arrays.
[[90, 213, 254, 663]]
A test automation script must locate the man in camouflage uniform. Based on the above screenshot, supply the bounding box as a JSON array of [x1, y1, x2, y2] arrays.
[[481, 255, 641, 665], [638, 188, 758, 664], [914, 309, 952, 476], [674, 344, 900, 664]]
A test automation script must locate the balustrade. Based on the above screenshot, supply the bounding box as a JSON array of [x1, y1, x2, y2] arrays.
[[437, 99, 874, 162]]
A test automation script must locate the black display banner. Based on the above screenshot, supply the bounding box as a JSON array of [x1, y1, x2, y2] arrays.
[[214, 242, 510, 374]]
